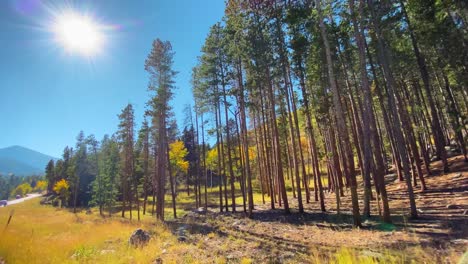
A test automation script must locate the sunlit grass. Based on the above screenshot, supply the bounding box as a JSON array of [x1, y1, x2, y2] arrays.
[[0, 199, 200, 264], [309, 246, 458, 264], [0, 195, 463, 263]]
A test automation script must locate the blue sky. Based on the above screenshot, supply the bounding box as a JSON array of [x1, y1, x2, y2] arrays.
[[0, 0, 225, 158]]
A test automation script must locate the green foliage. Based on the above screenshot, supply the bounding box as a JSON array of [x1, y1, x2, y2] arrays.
[[11, 182, 32, 197], [90, 135, 120, 212], [44, 159, 55, 193], [72, 245, 97, 261], [72, 131, 93, 207]]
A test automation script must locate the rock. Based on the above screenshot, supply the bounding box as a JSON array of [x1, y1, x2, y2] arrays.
[[446, 204, 459, 209], [384, 174, 398, 184], [129, 229, 151, 247], [195, 207, 206, 214], [446, 150, 459, 157], [451, 239, 468, 245], [40, 195, 58, 205], [178, 235, 188, 242], [177, 225, 187, 236]]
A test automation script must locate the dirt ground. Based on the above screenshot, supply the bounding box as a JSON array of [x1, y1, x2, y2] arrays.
[[167, 155, 467, 263]]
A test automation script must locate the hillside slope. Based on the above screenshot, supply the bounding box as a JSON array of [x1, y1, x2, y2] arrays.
[[0, 146, 56, 176]]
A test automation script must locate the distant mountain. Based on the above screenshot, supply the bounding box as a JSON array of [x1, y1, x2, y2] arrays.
[[0, 146, 57, 176]]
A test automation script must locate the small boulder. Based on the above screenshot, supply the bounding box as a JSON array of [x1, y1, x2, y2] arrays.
[[178, 235, 188, 242], [129, 229, 151, 247], [446, 204, 459, 209], [195, 207, 206, 214], [384, 174, 398, 184], [176, 225, 188, 242]]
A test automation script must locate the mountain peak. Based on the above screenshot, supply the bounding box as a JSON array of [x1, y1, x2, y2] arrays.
[[0, 146, 57, 176]]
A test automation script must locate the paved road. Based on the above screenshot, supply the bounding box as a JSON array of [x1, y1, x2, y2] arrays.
[[1, 193, 42, 207]]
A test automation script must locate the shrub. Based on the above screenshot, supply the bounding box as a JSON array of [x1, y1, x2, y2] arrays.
[[34, 180, 47, 192], [53, 179, 70, 207], [11, 183, 32, 198]]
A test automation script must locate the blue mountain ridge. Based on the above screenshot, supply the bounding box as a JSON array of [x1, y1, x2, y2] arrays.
[[0, 145, 57, 176]]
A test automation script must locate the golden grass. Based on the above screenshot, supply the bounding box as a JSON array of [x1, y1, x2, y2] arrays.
[[0, 199, 202, 264], [1, 193, 464, 264]]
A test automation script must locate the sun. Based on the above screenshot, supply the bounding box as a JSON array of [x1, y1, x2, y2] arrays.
[[52, 11, 104, 56]]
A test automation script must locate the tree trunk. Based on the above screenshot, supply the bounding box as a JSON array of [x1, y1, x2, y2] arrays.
[[368, 0, 418, 218], [399, 0, 449, 172], [316, 0, 360, 226]]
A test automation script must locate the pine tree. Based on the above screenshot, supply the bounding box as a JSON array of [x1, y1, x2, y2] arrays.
[[145, 39, 177, 221]]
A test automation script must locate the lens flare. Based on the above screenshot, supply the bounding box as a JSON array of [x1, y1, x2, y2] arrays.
[[52, 11, 104, 56]]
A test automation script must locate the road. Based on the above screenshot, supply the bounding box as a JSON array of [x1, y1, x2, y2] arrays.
[[2, 193, 42, 206]]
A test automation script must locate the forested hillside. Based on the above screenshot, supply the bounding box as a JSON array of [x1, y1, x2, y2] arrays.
[[44, 0, 466, 222]]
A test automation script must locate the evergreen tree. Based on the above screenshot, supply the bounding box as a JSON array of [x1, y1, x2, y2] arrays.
[[145, 39, 177, 221]]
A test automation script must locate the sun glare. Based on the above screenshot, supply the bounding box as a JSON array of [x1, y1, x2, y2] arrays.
[[52, 11, 104, 56]]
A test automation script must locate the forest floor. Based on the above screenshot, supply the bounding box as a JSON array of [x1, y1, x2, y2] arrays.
[[0, 155, 466, 263], [166, 155, 468, 263]]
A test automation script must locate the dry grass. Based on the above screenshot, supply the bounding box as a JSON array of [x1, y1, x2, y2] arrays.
[[0, 198, 464, 263], [1, 155, 466, 263], [0, 199, 203, 264]]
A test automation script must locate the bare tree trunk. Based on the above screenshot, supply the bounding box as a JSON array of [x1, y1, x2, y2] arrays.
[[237, 61, 254, 216], [369, 0, 418, 218], [253, 113, 266, 204], [259, 91, 276, 209], [265, 68, 289, 213], [195, 111, 201, 209], [350, 0, 391, 222], [215, 99, 224, 212], [234, 109, 247, 213], [221, 78, 237, 211], [398, 80, 427, 191], [166, 141, 177, 219], [399, 0, 449, 172], [316, 0, 360, 226], [297, 60, 325, 211], [201, 113, 208, 211]]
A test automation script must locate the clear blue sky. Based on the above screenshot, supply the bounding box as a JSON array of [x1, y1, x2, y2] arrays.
[[0, 0, 225, 158]]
